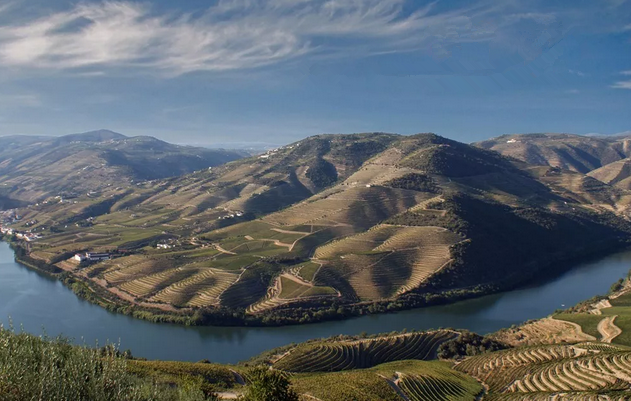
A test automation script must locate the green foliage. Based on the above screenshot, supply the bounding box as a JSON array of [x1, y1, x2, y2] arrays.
[[240, 367, 299, 401], [610, 278, 625, 294], [327, 135, 392, 168], [382, 173, 442, 193], [437, 331, 509, 359], [305, 158, 338, 188], [127, 360, 237, 394], [0, 327, 214, 401]]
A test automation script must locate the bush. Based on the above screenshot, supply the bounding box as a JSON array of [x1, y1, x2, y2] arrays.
[[437, 331, 508, 360], [0, 326, 214, 401], [240, 366, 299, 401], [382, 173, 441, 194]]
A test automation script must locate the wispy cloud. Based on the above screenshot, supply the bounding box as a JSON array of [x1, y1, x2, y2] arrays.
[[568, 69, 587, 77], [0, 0, 567, 76], [0, 93, 41, 107], [612, 81, 631, 89], [611, 70, 631, 89]]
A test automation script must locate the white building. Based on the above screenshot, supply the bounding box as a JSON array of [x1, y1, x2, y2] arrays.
[[74, 253, 110, 262]]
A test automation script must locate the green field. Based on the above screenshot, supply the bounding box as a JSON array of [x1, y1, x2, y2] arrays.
[[555, 290, 631, 347], [554, 313, 603, 339]]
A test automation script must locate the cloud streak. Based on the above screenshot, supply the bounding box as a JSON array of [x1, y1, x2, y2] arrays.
[[611, 70, 631, 89], [611, 81, 631, 89], [0, 0, 570, 76]]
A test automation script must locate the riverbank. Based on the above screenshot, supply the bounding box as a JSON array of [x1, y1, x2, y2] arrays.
[[6, 237, 631, 329], [4, 240, 631, 362]]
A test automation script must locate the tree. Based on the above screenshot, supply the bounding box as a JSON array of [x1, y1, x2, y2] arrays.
[[240, 367, 299, 401]]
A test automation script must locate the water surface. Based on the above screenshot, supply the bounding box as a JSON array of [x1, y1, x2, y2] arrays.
[[1, 242, 629, 363]]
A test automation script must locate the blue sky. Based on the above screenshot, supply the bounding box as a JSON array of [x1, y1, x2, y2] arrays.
[[0, 0, 630, 145]]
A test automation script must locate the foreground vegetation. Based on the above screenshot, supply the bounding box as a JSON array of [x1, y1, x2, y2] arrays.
[[0, 327, 217, 401], [5, 320, 631, 400]]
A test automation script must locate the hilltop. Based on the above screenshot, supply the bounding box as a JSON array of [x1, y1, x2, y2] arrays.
[[6, 131, 631, 326], [0, 130, 247, 203]]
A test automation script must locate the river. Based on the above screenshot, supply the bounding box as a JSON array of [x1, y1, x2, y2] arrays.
[[1, 242, 629, 364]]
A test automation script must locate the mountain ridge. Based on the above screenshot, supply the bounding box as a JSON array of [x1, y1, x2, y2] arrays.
[[0, 130, 247, 203], [6, 131, 631, 326], [474, 132, 631, 173]]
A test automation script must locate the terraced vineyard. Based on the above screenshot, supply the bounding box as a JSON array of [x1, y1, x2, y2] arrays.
[[314, 225, 461, 299], [263, 186, 429, 228], [290, 360, 482, 401], [484, 393, 630, 400], [455, 343, 631, 398], [150, 268, 239, 307], [505, 355, 631, 393], [398, 371, 479, 401], [246, 273, 338, 314], [185, 270, 240, 307], [273, 330, 459, 372], [313, 225, 402, 259], [119, 267, 192, 298], [103, 259, 174, 286]]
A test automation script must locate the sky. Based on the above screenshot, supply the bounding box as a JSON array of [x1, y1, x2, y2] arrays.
[[0, 0, 630, 145]]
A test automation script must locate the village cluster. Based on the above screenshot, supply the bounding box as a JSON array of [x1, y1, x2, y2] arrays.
[[0, 210, 42, 242]]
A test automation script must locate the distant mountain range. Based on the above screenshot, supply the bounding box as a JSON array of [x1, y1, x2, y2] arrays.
[[475, 133, 631, 190], [475, 133, 631, 174], [8, 131, 631, 326], [0, 130, 247, 204]]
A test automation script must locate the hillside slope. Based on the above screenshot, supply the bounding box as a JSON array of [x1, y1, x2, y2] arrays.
[[7, 132, 631, 325], [588, 158, 631, 190], [0, 130, 246, 203], [475, 133, 631, 173]]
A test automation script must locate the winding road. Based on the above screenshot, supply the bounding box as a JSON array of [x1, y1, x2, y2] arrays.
[[598, 315, 622, 343]]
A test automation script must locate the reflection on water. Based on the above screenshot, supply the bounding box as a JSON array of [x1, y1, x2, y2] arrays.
[[1, 241, 630, 363]]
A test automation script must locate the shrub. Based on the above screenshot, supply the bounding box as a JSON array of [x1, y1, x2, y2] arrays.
[[0, 326, 214, 401], [437, 331, 508, 359], [240, 366, 299, 401]]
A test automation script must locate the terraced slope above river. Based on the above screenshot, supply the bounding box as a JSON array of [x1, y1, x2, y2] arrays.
[[7, 132, 631, 325]]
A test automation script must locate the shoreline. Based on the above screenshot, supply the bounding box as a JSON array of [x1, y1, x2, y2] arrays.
[[6, 238, 631, 329]]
